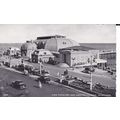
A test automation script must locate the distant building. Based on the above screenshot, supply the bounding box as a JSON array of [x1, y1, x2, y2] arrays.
[[31, 49, 54, 63], [7, 47, 20, 56], [99, 51, 116, 68], [21, 41, 37, 59], [35, 35, 79, 52]]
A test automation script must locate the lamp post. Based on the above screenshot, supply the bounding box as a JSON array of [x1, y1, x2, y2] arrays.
[[90, 56, 93, 91], [39, 58, 42, 75], [72, 57, 75, 69], [9, 55, 11, 67]]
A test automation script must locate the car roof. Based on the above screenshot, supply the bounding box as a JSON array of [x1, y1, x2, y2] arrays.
[[14, 80, 23, 82]]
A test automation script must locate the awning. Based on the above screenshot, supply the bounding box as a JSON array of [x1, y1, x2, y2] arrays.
[[95, 59, 107, 63]]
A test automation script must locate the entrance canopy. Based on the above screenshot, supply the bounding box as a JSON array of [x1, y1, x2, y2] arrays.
[[95, 59, 107, 63]]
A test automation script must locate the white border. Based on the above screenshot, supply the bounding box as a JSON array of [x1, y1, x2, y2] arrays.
[[0, 1, 120, 120]]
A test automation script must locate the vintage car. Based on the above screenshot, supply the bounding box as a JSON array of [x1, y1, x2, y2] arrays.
[[10, 80, 26, 90], [4, 62, 10, 67], [31, 68, 40, 76], [107, 67, 116, 75], [36, 70, 50, 83], [15, 64, 25, 71], [82, 67, 95, 74], [24, 64, 33, 74], [61, 76, 75, 85]]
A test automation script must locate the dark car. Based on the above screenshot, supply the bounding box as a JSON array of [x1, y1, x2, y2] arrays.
[[37, 76, 50, 83], [31, 68, 40, 76], [4, 62, 10, 67], [107, 67, 116, 75], [24, 65, 33, 74], [61, 76, 75, 85], [16, 64, 25, 71], [11, 80, 26, 89], [36, 71, 50, 83], [82, 67, 95, 74]]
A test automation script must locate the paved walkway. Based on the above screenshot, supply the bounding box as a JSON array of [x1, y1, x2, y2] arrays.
[[23, 62, 116, 88], [68, 67, 115, 79]]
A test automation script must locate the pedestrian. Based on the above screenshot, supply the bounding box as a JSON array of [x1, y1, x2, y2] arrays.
[[24, 69, 28, 75], [38, 80, 42, 88], [57, 72, 60, 77], [64, 69, 68, 75], [21, 59, 24, 64], [60, 75, 64, 83]]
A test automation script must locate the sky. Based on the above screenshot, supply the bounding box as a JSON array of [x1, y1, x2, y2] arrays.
[[0, 24, 116, 43]]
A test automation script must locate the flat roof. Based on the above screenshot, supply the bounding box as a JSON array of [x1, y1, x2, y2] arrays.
[[37, 35, 66, 40]]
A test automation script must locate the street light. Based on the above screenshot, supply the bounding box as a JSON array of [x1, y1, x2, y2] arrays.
[[9, 55, 11, 67], [39, 58, 42, 75], [90, 56, 93, 91], [72, 57, 75, 69]]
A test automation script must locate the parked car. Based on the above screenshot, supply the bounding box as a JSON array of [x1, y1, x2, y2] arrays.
[[16, 64, 25, 71], [107, 67, 116, 75], [62, 76, 75, 85], [10, 80, 26, 90], [36, 70, 50, 83], [4, 62, 10, 67], [24, 65, 33, 74], [82, 67, 95, 74], [31, 68, 40, 75], [41, 70, 50, 76]]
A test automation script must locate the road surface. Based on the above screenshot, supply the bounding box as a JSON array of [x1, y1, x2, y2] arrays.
[[28, 62, 116, 88], [0, 67, 93, 97]]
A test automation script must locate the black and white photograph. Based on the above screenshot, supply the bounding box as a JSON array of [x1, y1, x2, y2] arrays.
[[0, 24, 116, 97], [0, 1, 120, 120]]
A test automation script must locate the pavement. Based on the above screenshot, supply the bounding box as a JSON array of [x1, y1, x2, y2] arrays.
[[0, 66, 94, 97], [1, 56, 116, 88], [26, 62, 116, 88], [68, 67, 115, 79]]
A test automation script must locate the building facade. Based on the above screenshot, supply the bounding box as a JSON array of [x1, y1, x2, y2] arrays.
[[99, 51, 116, 68], [7, 47, 20, 56], [59, 46, 107, 67], [59, 50, 99, 67], [31, 49, 54, 63], [21, 41, 37, 59]]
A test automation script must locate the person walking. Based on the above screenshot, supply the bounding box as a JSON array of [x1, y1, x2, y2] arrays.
[[57, 72, 60, 77], [24, 69, 28, 75], [64, 69, 68, 75], [38, 80, 42, 88]]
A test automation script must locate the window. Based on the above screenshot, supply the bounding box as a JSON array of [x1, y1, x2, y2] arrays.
[[63, 42, 66, 44], [44, 52, 47, 55], [54, 54, 59, 58]]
